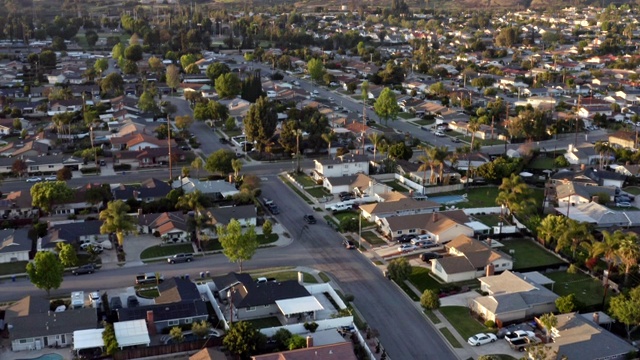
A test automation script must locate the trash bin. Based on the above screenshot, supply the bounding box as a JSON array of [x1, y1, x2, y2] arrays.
[[185, 274, 190, 280], [205, 271, 210, 277], [200, 272, 205, 279], [11, 275, 15, 282]]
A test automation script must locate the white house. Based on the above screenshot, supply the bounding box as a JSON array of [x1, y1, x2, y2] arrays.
[[313, 154, 369, 180], [0, 229, 30, 263]]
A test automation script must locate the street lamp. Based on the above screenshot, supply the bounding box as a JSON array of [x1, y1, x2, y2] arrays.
[[499, 204, 505, 241]]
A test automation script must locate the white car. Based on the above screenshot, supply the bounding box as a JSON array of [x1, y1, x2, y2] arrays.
[[44, 176, 57, 181], [505, 330, 536, 343], [467, 333, 497, 346], [398, 244, 417, 253], [312, 90, 319, 94], [26, 177, 42, 183], [434, 131, 446, 137], [89, 291, 102, 307], [617, 202, 632, 207], [293, 81, 300, 86]]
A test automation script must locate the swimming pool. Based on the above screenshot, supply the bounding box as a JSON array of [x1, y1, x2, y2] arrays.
[[429, 195, 467, 204], [18, 353, 64, 360]]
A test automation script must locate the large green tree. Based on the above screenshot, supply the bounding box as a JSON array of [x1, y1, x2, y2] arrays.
[[215, 73, 241, 99], [99, 200, 136, 246], [387, 257, 411, 282], [30, 181, 74, 214], [57, 242, 78, 268], [94, 58, 108, 77], [243, 96, 277, 152], [223, 321, 265, 358], [217, 219, 258, 273], [610, 285, 640, 339], [206, 62, 231, 84], [374, 87, 400, 126], [496, 174, 536, 218], [307, 58, 325, 84], [100, 72, 124, 97], [165, 64, 181, 92], [205, 149, 236, 175], [26, 251, 64, 296]]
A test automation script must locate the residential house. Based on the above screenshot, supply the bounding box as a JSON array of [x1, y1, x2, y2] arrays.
[[51, 183, 100, 216], [0, 140, 50, 158], [611, 164, 640, 177], [204, 205, 257, 227], [313, 154, 369, 181], [430, 235, 513, 283], [538, 312, 635, 360], [0, 229, 31, 263], [38, 220, 109, 251], [359, 197, 441, 223], [555, 182, 616, 205], [446, 152, 491, 171], [114, 147, 185, 169], [609, 130, 636, 149], [190, 348, 227, 360], [471, 270, 558, 323], [5, 295, 98, 351], [116, 277, 208, 333], [252, 342, 357, 360], [0, 190, 37, 219], [379, 211, 474, 243], [551, 168, 626, 188], [0, 155, 82, 175], [323, 173, 393, 196], [554, 202, 638, 228], [0, 118, 16, 135], [563, 144, 606, 166], [172, 177, 239, 198], [138, 212, 190, 242], [112, 178, 172, 202]]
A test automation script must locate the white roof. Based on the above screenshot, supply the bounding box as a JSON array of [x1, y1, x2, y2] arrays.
[[464, 221, 491, 231], [114, 319, 150, 348], [73, 329, 105, 350], [276, 296, 324, 316], [521, 271, 555, 286]]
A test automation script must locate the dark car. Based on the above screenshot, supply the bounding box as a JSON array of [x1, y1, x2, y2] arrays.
[[420, 252, 442, 262], [343, 240, 356, 249], [303, 214, 317, 224], [109, 297, 123, 311], [72, 264, 96, 276], [269, 204, 280, 215], [396, 234, 416, 243], [219, 137, 228, 144], [127, 295, 140, 308]]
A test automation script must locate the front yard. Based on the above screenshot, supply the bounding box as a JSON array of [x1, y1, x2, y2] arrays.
[[499, 239, 566, 270], [140, 243, 195, 260], [439, 306, 489, 340], [408, 266, 443, 293], [361, 230, 388, 246]]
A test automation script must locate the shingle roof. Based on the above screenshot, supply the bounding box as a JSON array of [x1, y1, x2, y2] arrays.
[[231, 280, 310, 308], [252, 342, 357, 360], [156, 277, 201, 304], [0, 228, 31, 254], [206, 205, 256, 226], [210, 272, 253, 292], [359, 198, 440, 215], [117, 300, 208, 322]]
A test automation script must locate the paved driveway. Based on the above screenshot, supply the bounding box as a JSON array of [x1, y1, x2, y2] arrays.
[[440, 291, 480, 307]]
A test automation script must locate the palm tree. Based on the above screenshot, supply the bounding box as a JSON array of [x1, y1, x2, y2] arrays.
[[368, 133, 385, 162], [496, 174, 536, 218], [321, 131, 337, 159], [537, 215, 567, 248], [555, 220, 594, 259], [466, 119, 480, 185], [191, 157, 203, 178], [434, 146, 449, 184], [231, 159, 243, 179], [99, 200, 136, 247], [595, 230, 622, 301], [176, 190, 204, 213], [616, 234, 640, 286], [416, 145, 436, 194], [539, 313, 557, 343], [594, 141, 612, 169]]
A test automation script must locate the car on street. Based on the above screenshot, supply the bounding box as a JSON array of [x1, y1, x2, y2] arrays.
[[343, 240, 356, 249], [434, 131, 446, 137], [312, 90, 319, 94], [135, 272, 164, 285], [303, 214, 317, 224], [467, 333, 497, 346], [167, 253, 194, 264], [420, 252, 442, 262], [127, 295, 140, 308], [398, 244, 417, 252], [44, 176, 57, 181], [293, 81, 300, 86], [26, 177, 42, 183], [268, 204, 280, 214], [219, 137, 228, 144], [72, 264, 96, 275]]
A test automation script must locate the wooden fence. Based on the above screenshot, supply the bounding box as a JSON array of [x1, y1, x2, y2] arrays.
[[112, 337, 222, 360]]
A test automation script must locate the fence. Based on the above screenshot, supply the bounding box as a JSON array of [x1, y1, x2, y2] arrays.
[[463, 207, 506, 215], [113, 338, 221, 360]]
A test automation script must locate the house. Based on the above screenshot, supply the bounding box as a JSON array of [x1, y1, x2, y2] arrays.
[[114, 147, 185, 169], [322, 173, 393, 196], [204, 205, 257, 227], [359, 197, 441, 223], [0, 229, 31, 263], [0, 155, 83, 175], [116, 277, 208, 333], [379, 210, 473, 243], [112, 178, 172, 202], [611, 164, 640, 177], [555, 182, 616, 205], [5, 295, 98, 351], [430, 235, 513, 283], [313, 154, 369, 181], [38, 220, 109, 251], [446, 152, 491, 171], [0, 190, 37, 219], [563, 144, 604, 166], [252, 342, 357, 360], [538, 312, 636, 360], [554, 202, 639, 228], [609, 130, 636, 149], [138, 212, 190, 242], [190, 348, 227, 360], [471, 270, 559, 323], [172, 177, 239, 198], [551, 168, 627, 188]]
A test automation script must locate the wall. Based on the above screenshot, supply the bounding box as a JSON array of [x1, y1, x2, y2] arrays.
[[259, 316, 354, 338], [463, 207, 509, 215]]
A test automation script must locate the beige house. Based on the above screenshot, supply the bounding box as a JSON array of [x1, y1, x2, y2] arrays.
[[379, 210, 473, 243], [431, 235, 513, 283], [359, 197, 440, 223], [609, 130, 636, 150]]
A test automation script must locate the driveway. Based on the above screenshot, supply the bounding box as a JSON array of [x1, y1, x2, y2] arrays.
[[440, 291, 480, 307]]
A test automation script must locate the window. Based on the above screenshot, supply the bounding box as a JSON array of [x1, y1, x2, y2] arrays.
[[168, 320, 179, 326], [184, 318, 193, 324], [396, 231, 402, 235], [48, 165, 54, 168], [264, 305, 269, 308], [327, 165, 333, 169], [409, 229, 416, 233], [247, 306, 256, 312], [19, 339, 27, 344]]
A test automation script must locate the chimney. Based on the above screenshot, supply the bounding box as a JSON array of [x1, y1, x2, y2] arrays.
[[146, 310, 156, 335], [485, 263, 495, 277], [580, 163, 586, 171], [433, 212, 439, 222], [229, 173, 234, 183], [137, 208, 143, 216], [306, 336, 313, 348], [591, 195, 599, 203], [593, 312, 600, 324]]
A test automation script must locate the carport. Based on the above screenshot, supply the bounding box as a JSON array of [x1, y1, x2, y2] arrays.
[[276, 296, 324, 324], [521, 271, 555, 290], [114, 319, 151, 349]]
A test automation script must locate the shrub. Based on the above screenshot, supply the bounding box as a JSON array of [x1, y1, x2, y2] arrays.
[[113, 164, 132, 171], [567, 264, 579, 274], [303, 322, 319, 333], [420, 289, 440, 310], [484, 320, 496, 328], [80, 167, 99, 174]]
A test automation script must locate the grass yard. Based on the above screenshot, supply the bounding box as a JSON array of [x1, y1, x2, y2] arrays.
[[306, 187, 329, 198], [384, 180, 410, 192], [624, 186, 640, 196], [137, 289, 160, 298], [332, 211, 375, 228], [224, 129, 243, 137], [258, 233, 279, 245], [424, 310, 441, 324], [398, 112, 414, 120], [394, 280, 420, 301], [439, 306, 488, 340], [201, 234, 278, 252], [545, 271, 609, 307], [249, 270, 317, 283], [0, 261, 27, 276], [408, 266, 443, 293], [529, 156, 556, 170], [279, 176, 314, 204], [291, 173, 316, 187], [140, 243, 195, 260], [439, 327, 463, 348], [361, 231, 388, 246], [437, 187, 500, 208], [246, 317, 282, 329], [414, 119, 435, 126], [499, 239, 566, 270], [474, 214, 502, 227]]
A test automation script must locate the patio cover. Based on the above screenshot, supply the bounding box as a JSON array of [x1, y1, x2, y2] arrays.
[[464, 221, 491, 232], [114, 319, 150, 348], [73, 329, 105, 350], [521, 271, 555, 286], [276, 296, 324, 316]]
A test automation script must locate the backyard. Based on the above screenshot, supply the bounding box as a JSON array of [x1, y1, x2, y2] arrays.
[[529, 156, 556, 170], [437, 187, 500, 208], [248, 270, 317, 283], [499, 238, 566, 270], [384, 180, 410, 192], [545, 270, 609, 308]]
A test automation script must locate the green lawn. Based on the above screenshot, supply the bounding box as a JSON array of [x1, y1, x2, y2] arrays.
[[279, 176, 314, 204], [137, 289, 160, 298], [624, 186, 640, 196], [201, 234, 278, 252], [306, 187, 329, 198], [439, 327, 463, 348], [474, 214, 502, 227], [0, 261, 27, 276], [361, 231, 388, 246], [291, 173, 316, 187], [545, 271, 609, 307], [500, 239, 566, 270], [249, 270, 317, 283], [398, 112, 414, 120], [224, 129, 243, 137], [332, 211, 375, 228], [384, 180, 410, 192], [393, 279, 420, 301], [437, 187, 500, 208], [408, 266, 443, 293], [140, 243, 195, 260], [245, 317, 282, 329], [439, 306, 488, 340], [529, 156, 556, 170], [424, 310, 441, 324], [414, 119, 435, 126]]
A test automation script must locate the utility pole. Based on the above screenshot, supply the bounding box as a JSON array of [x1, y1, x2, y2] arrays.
[[574, 95, 581, 148], [167, 114, 173, 181], [296, 129, 301, 173]]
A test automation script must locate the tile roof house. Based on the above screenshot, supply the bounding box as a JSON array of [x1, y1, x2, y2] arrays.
[[359, 197, 441, 223], [5, 295, 98, 351], [379, 211, 474, 243], [430, 235, 513, 283], [0, 190, 37, 219], [204, 205, 257, 227], [252, 342, 357, 360], [138, 211, 190, 242], [112, 178, 172, 202], [471, 270, 558, 323], [114, 146, 185, 169], [0, 228, 31, 263], [189, 348, 227, 360]]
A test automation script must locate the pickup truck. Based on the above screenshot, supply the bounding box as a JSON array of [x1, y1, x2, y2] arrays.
[[167, 253, 194, 264], [505, 330, 536, 343], [325, 203, 351, 212], [509, 336, 541, 352]]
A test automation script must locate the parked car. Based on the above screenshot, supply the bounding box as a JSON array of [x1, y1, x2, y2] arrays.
[[167, 253, 194, 264], [219, 137, 228, 144], [505, 330, 536, 344], [434, 131, 446, 137], [339, 191, 354, 201], [268, 204, 280, 215], [81, 243, 104, 254], [343, 240, 356, 249], [467, 333, 497, 346], [44, 176, 57, 181], [72, 264, 96, 275], [109, 296, 123, 311], [420, 252, 442, 262], [303, 214, 317, 224], [398, 244, 417, 252], [135, 272, 164, 285], [509, 336, 541, 352], [26, 177, 42, 183], [617, 202, 632, 207], [395, 234, 416, 243], [162, 329, 222, 344], [89, 292, 102, 307], [127, 295, 140, 308]]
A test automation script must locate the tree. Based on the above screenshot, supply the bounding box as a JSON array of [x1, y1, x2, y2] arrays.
[[555, 219, 594, 259], [223, 321, 265, 358], [206, 62, 231, 83], [374, 87, 400, 126], [321, 132, 337, 159], [111, 42, 125, 60], [137, 91, 159, 114], [537, 215, 567, 247], [420, 289, 440, 310], [205, 149, 236, 175], [288, 335, 307, 350], [368, 133, 384, 162], [26, 251, 64, 297], [232, 159, 243, 179], [387, 257, 411, 282], [243, 96, 277, 152], [124, 44, 143, 62], [148, 56, 164, 75], [30, 181, 73, 214], [262, 220, 273, 238], [609, 286, 640, 339], [387, 142, 413, 161], [307, 58, 325, 84], [166, 64, 181, 92], [57, 167, 72, 181], [94, 58, 108, 77], [99, 200, 136, 246], [617, 233, 640, 286], [191, 320, 210, 339], [595, 230, 622, 293], [215, 73, 241, 99], [555, 294, 578, 314], [191, 157, 203, 178], [169, 327, 184, 343], [217, 219, 258, 272], [102, 322, 119, 355], [176, 190, 204, 213], [100, 72, 124, 96], [12, 159, 27, 177], [496, 174, 536, 218], [539, 313, 557, 342], [57, 242, 78, 268], [175, 115, 194, 131]]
